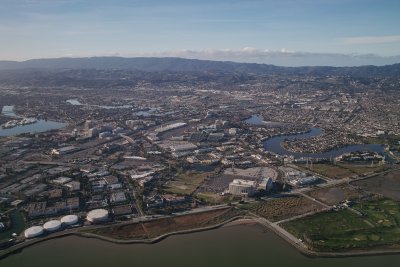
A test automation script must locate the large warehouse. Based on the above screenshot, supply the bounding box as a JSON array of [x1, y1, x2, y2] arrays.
[[228, 179, 256, 196]]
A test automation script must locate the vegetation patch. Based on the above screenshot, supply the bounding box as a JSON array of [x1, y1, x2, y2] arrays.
[[196, 192, 241, 205], [337, 163, 389, 176], [351, 170, 400, 201], [242, 195, 323, 222], [297, 162, 388, 179], [307, 184, 370, 205], [282, 199, 400, 252], [0, 211, 25, 241], [83, 208, 244, 240], [297, 163, 354, 179], [165, 172, 210, 195]]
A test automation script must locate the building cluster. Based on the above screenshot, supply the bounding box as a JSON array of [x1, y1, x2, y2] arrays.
[[0, 71, 398, 244]]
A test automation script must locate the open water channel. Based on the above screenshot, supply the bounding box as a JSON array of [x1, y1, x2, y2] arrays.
[[2, 225, 399, 267]]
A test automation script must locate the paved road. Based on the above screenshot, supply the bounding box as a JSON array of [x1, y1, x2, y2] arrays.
[[130, 186, 144, 217], [120, 134, 135, 144], [249, 212, 308, 251], [275, 207, 331, 224]]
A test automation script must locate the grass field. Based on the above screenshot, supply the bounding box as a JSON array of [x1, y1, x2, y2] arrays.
[[242, 195, 323, 222], [298, 163, 354, 179], [337, 163, 389, 175], [196, 192, 241, 205], [282, 199, 400, 251], [297, 163, 389, 179], [351, 170, 400, 201], [83, 208, 244, 240], [307, 184, 369, 205], [165, 172, 210, 195]]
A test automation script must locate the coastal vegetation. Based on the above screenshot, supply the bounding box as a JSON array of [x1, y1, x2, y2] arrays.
[[81, 208, 244, 240], [282, 199, 400, 251], [241, 195, 324, 222]]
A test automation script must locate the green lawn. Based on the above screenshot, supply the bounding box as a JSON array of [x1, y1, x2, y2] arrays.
[[282, 199, 400, 251], [165, 172, 210, 195]]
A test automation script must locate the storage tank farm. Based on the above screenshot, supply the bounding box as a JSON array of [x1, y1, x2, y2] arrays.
[[43, 220, 62, 232], [61, 214, 79, 226], [24, 226, 44, 238], [86, 209, 109, 223]]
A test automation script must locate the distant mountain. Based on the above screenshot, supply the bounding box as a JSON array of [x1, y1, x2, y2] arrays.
[[0, 57, 399, 77]]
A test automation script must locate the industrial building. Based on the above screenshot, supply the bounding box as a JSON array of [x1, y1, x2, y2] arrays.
[[228, 179, 256, 196], [258, 177, 274, 192], [51, 146, 80, 155], [154, 122, 187, 134]]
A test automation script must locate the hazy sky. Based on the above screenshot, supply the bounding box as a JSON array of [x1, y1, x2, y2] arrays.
[[1, 0, 400, 62]]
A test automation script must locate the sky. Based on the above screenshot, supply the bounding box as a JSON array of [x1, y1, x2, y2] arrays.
[[1, 0, 400, 65]]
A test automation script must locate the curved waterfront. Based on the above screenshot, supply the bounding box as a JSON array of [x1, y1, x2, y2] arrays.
[[245, 114, 385, 159], [0, 106, 66, 137], [2, 225, 400, 267], [263, 127, 385, 159]]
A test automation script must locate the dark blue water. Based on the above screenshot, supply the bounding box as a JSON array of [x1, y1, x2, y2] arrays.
[[0, 106, 66, 137], [2, 225, 400, 267], [245, 114, 287, 127], [263, 127, 385, 159]]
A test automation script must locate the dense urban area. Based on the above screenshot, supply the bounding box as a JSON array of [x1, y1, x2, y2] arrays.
[[0, 59, 399, 258]]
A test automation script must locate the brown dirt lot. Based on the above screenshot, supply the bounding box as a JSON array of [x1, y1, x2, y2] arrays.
[[297, 163, 389, 180], [85, 208, 243, 240], [351, 170, 400, 201], [337, 163, 389, 175], [308, 185, 370, 205], [297, 163, 354, 179], [246, 195, 324, 222]]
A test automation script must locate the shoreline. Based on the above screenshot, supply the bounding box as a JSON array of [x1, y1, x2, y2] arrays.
[[2, 215, 400, 261]]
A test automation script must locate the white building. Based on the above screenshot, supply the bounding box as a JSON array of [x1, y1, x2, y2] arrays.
[[51, 146, 80, 155], [228, 179, 256, 196]]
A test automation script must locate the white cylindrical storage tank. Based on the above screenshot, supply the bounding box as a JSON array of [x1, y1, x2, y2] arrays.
[[61, 215, 79, 226], [24, 226, 44, 238], [87, 209, 109, 223], [43, 220, 62, 232]]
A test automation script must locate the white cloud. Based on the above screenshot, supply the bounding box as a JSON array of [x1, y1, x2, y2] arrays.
[[138, 47, 297, 60], [340, 35, 400, 45], [124, 48, 400, 67]]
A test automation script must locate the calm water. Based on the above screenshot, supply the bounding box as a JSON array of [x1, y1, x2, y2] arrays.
[[245, 114, 287, 127], [0, 106, 66, 137], [263, 127, 385, 159], [2, 225, 400, 267]]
